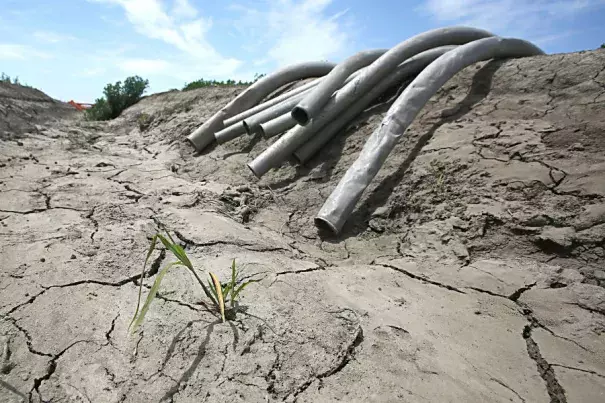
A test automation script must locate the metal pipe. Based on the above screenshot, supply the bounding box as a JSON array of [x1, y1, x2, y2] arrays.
[[239, 66, 369, 138], [292, 49, 388, 125], [214, 122, 247, 144], [259, 113, 298, 139], [224, 78, 322, 128], [293, 46, 456, 164], [315, 37, 545, 235], [242, 90, 309, 136], [247, 27, 494, 178], [187, 61, 336, 152], [218, 67, 370, 144]]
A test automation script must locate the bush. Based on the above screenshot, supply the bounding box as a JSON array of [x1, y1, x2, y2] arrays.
[[601, 43, 605, 49], [1, 72, 32, 87], [86, 75, 149, 121], [182, 73, 266, 92]]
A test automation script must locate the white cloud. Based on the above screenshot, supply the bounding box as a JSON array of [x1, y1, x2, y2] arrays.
[[230, 0, 354, 67], [89, 0, 241, 76], [78, 67, 107, 77], [33, 31, 77, 43], [117, 58, 172, 75], [172, 0, 197, 18], [0, 44, 51, 60], [418, 0, 605, 40]]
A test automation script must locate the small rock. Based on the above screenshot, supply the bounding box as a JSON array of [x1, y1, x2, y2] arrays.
[[372, 206, 389, 218], [550, 169, 565, 184], [70, 254, 77, 260], [236, 185, 250, 193], [569, 143, 585, 151], [594, 270, 605, 281], [40, 258, 45, 262], [536, 226, 576, 249], [368, 219, 385, 233], [524, 215, 551, 227]]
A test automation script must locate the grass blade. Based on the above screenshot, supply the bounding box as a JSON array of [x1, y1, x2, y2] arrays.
[[157, 234, 193, 269], [129, 234, 158, 332], [230, 259, 237, 306], [232, 279, 260, 301], [209, 272, 225, 322], [130, 261, 183, 333]]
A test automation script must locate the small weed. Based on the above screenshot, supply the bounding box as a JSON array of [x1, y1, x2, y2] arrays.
[[129, 230, 259, 333], [428, 159, 447, 194], [137, 112, 153, 131]]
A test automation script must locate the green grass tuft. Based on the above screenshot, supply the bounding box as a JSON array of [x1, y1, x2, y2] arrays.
[[129, 230, 259, 333]]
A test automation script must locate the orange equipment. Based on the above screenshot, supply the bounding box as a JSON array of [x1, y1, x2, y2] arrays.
[[68, 100, 93, 111]]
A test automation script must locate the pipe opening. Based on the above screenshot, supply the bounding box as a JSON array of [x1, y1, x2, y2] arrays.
[[242, 121, 252, 136], [246, 163, 262, 179], [258, 126, 268, 139], [291, 106, 310, 125], [314, 216, 339, 235]]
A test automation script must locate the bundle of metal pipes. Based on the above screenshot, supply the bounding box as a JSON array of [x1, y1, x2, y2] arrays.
[[186, 26, 545, 235]]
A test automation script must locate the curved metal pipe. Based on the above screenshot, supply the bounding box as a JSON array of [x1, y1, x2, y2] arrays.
[[187, 61, 336, 151], [214, 121, 247, 144], [292, 49, 388, 125], [259, 113, 297, 139], [238, 66, 368, 139], [224, 78, 322, 128], [242, 91, 309, 136], [293, 45, 456, 164], [315, 37, 545, 235], [247, 26, 494, 177]]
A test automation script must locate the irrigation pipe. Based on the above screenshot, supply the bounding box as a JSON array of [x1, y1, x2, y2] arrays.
[[259, 113, 298, 139], [223, 78, 322, 128], [292, 49, 388, 125], [247, 27, 493, 177], [293, 45, 457, 164], [187, 61, 336, 151], [315, 37, 544, 235]]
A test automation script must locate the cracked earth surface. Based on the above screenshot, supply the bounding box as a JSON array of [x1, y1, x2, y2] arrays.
[[1, 50, 604, 402]]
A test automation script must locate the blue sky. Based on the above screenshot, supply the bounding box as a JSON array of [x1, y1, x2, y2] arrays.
[[1, 0, 604, 102]]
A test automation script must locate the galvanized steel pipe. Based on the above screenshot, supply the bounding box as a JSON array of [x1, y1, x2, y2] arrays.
[[315, 37, 545, 235], [259, 113, 298, 139], [293, 45, 456, 163], [224, 78, 322, 128], [247, 27, 494, 177], [292, 49, 388, 125], [187, 61, 336, 151]]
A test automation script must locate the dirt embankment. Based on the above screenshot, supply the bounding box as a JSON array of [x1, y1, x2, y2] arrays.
[[0, 82, 77, 141], [1, 50, 604, 403]]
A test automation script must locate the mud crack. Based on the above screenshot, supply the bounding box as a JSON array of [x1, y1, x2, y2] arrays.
[[288, 324, 364, 400], [523, 324, 567, 403], [376, 263, 466, 294]]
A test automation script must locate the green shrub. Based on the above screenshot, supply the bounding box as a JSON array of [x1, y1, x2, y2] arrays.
[[601, 43, 605, 49], [86, 75, 149, 121], [1, 72, 32, 87], [182, 73, 266, 91]]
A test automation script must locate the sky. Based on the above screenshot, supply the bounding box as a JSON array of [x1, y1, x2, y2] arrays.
[[1, 0, 604, 103]]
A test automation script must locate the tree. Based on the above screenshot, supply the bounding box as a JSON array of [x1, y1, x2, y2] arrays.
[[601, 43, 605, 49], [86, 75, 149, 121]]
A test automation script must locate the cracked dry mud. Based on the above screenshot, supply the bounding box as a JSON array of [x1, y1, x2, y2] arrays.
[[1, 50, 604, 403]]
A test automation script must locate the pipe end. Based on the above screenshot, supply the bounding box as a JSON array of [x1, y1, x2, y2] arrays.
[[258, 125, 269, 139], [246, 162, 262, 179], [242, 121, 253, 136], [291, 106, 310, 126], [314, 216, 339, 236]]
